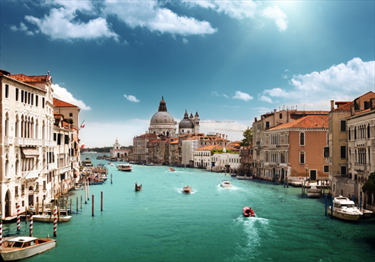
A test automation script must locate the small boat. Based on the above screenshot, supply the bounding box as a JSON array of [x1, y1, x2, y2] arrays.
[[306, 185, 321, 198], [221, 180, 232, 187], [231, 174, 237, 177], [0, 237, 56, 261], [328, 196, 363, 221], [168, 168, 175, 172], [21, 214, 72, 222], [107, 162, 114, 166], [82, 157, 93, 167], [236, 176, 246, 180], [135, 183, 142, 191], [117, 163, 132, 172], [183, 186, 192, 193], [243, 206, 255, 217]]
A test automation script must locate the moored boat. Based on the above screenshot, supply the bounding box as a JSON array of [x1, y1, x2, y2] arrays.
[[117, 163, 132, 172], [82, 157, 93, 167], [221, 180, 232, 187], [21, 214, 71, 222], [1, 237, 56, 261], [328, 196, 363, 221], [243, 206, 255, 217], [183, 186, 192, 193]]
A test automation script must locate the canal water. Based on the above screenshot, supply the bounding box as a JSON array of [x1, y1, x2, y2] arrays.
[[4, 155, 375, 261]]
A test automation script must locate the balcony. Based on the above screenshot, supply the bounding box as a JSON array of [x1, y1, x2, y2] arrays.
[[4, 136, 14, 146], [57, 165, 71, 174], [355, 139, 366, 147], [353, 163, 368, 172]]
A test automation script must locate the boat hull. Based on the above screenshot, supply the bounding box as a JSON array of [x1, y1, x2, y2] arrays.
[[1, 240, 56, 261], [327, 209, 361, 221]]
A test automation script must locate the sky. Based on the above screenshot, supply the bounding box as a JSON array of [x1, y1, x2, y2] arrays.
[[1, 0, 374, 147]]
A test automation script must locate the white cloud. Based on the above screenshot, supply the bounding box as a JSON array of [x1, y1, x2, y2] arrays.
[[261, 6, 288, 32], [200, 120, 248, 141], [104, 0, 216, 36], [52, 83, 91, 110], [233, 91, 253, 101], [183, 0, 259, 19], [259, 95, 273, 103], [262, 58, 375, 109], [25, 6, 119, 41], [10, 22, 34, 35], [212, 91, 229, 98], [124, 94, 140, 103], [182, 38, 188, 44]]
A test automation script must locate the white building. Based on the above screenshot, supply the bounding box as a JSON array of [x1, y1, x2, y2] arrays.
[[193, 145, 216, 169], [212, 151, 241, 172], [182, 139, 200, 165], [1, 70, 56, 218], [110, 139, 131, 159]]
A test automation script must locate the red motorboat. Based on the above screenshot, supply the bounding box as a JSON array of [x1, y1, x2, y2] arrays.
[[243, 206, 255, 217]]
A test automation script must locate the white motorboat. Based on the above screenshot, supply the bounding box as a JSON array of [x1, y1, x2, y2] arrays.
[[20, 214, 71, 222], [306, 185, 321, 198], [328, 196, 363, 221], [221, 180, 232, 187], [117, 163, 132, 172], [1, 237, 56, 261], [107, 162, 114, 166]]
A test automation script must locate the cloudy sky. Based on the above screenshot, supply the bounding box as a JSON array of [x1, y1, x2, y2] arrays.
[[2, 0, 374, 147]]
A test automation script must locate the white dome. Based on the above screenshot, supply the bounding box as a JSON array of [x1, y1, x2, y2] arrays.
[[150, 111, 175, 126]]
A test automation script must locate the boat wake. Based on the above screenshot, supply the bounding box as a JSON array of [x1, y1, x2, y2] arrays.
[[216, 184, 242, 191]]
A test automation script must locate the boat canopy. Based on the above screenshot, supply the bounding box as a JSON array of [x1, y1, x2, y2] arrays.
[[9, 237, 37, 242]]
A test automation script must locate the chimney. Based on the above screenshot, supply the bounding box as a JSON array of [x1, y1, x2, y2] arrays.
[[330, 100, 334, 111], [255, 117, 257, 122], [351, 105, 355, 116]]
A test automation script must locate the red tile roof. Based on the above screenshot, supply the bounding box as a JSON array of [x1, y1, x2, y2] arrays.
[[269, 115, 328, 130], [53, 98, 78, 108], [333, 101, 353, 111], [9, 74, 51, 91], [196, 145, 222, 151]]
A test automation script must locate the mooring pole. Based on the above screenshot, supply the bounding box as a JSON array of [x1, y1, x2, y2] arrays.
[[101, 191, 103, 211], [77, 197, 79, 212], [330, 196, 333, 220], [92, 194, 94, 217], [325, 194, 327, 216], [360, 195, 362, 211], [111, 173, 113, 184]]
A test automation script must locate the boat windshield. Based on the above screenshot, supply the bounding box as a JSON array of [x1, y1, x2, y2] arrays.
[[13, 242, 23, 248], [341, 204, 355, 208]]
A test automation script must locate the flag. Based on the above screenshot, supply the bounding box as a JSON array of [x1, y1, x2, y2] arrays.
[[80, 120, 85, 128], [81, 142, 85, 149]]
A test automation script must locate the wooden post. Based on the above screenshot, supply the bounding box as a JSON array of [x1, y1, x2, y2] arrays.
[[81, 195, 83, 209], [62, 197, 65, 214], [0, 212, 2, 247], [330, 196, 333, 220], [42, 199, 45, 215], [111, 173, 113, 184], [88, 180, 90, 200], [70, 199, 72, 215], [325, 194, 327, 216], [101, 191, 103, 211], [76, 197, 78, 212], [92, 194, 94, 217], [25, 207, 28, 224], [58, 203, 61, 223], [36, 201, 39, 215]]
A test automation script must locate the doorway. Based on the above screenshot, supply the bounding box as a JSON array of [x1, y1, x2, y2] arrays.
[[28, 194, 34, 208], [5, 190, 11, 217], [310, 170, 317, 181]]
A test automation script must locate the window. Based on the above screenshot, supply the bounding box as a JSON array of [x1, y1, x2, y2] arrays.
[[300, 151, 305, 164], [36, 182, 39, 191], [65, 135, 69, 144], [266, 122, 270, 129], [36, 95, 38, 107], [42, 97, 45, 108], [5, 84, 9, 98], [341, 166, 347, 176], [348, 127, 351, 140], [354, 127, 357, 139], [57, 134, 61, 145], [279, 113, 282, 119], [54, 133, 57, 141], [324, 147, 329, 157], [300, 132, 305, 146], [324, 165, 329, 173], [15, 186, 19, 196], [368, 124, 370, 139], [340, 120, 346, 132], [43, 181, 46, 190], [340, 146, 346, 159], [16, 88, 19, 101], [69, 113, 73, 117], [31, 94, 33, 105], [28, 92, 30, 104], [364, 101, 370, 110], [24, 91, 27, 103], [21, 90, 24, 102]]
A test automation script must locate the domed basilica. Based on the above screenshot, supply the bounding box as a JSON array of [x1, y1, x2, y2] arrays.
[[148, 97, 200, 137]]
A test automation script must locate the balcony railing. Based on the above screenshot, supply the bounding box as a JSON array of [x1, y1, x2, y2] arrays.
[[4, 136, 14, 146], [22, 170, 39, 179]]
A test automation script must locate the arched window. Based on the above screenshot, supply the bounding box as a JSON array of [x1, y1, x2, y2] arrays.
[[5, 112, 9, 137], [354, 127, 357, 139], [348, 127, 351, 140], [300, 132, 305, 146], [300, 151, 305, 164]]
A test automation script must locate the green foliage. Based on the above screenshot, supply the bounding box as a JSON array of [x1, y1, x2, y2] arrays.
[[240, 128, 253, 147], [211, 148, 233, 155], [362, 172, 375, 194]]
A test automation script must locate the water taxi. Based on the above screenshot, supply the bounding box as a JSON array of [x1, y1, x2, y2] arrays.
[[183, 186, 192, 193], [328, 196, 363, 221], [221, 180, 232, 187], [82, 157, 93, 167], [0, 237, 56, 261], [168, 167, 175, 172], [117, 163, 132, 172], [243, 206, 255, 217]]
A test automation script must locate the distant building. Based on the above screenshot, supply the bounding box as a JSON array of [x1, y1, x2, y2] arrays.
[[110, 139, 131, 159], [178, 110, 200, 135], [149, 97, 177, 137]]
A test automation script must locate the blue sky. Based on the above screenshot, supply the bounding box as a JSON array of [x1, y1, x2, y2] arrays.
[[1, 0, 374, 147]]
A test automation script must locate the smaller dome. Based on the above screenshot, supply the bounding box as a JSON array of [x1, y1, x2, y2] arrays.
[[179, 119, 194, 129]]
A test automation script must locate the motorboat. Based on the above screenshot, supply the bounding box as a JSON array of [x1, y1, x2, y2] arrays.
[[135, 183, 142, 191], [0, 237, 56, 261], [328, 196, 363, 221], [306, 185, 321, 198], [236, 176, 246, 180], [117, 163, 132, 172], [221, 180, 232, 187], [168, 168, 175, 172], [107, 162, 114, 166], [243, 206, 255, 217], [21, 214, 71, 222], [183, 186, 192, 193], [82, 157, 93, 167]]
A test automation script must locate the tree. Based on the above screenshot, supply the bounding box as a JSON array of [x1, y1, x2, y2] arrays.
[[240, 127, 253, 147], [362, 172, 375, 194]]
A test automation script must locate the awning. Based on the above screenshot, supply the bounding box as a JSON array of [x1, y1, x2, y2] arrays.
[[21, 147, 39, 158]]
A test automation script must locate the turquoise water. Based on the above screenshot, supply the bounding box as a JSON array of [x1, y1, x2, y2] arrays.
[[4, 156, 375, 261]]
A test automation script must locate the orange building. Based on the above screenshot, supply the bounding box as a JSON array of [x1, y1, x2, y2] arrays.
[[264, 115, 329, 182]]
